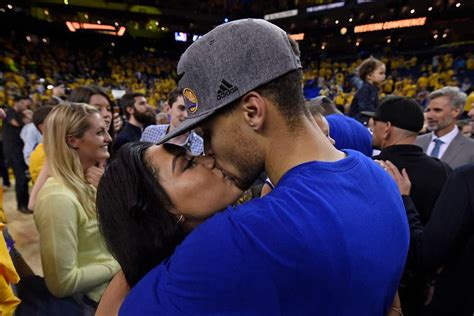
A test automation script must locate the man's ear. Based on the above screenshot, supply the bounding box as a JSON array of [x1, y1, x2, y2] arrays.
[[164, 103, 171, 114], [384, 121, 392, 139], [241, 91, 266, 130], [126, 106, 134, 116], [66, 135, 79, 150], [451, 106, 461, 119]]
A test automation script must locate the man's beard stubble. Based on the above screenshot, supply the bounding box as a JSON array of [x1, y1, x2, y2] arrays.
[[135, 110, 156, 128], [230, 134, 265, 191]]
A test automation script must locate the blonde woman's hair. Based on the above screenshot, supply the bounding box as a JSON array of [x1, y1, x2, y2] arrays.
[[43, 103, 100, 218]]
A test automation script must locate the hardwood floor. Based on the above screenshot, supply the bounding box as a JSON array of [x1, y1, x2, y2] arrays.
[[3, 186, 43, 276]]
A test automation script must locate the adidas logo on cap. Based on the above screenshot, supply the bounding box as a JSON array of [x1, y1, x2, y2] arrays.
[[217, 79, 238, 100]]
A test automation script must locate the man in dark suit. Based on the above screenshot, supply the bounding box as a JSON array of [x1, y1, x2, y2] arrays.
[[364, 96, 452, 315], [416, 86, 474, 169], [383, 162, 474, 315]]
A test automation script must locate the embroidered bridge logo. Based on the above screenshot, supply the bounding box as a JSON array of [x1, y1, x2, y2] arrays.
[[183, 88, 199, 114]]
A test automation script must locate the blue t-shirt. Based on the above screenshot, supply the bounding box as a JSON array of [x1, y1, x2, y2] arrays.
[[120, 150, 409, 315], [327, 114, 373, 157]]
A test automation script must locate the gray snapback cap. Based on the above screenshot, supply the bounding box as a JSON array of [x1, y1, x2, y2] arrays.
[[157, 18, 302, 145]]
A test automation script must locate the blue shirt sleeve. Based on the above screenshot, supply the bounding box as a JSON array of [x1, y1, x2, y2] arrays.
[[120, 210, 279, 315]]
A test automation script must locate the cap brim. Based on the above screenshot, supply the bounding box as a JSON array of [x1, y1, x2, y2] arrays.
[[156, 110, 216, 145], [360, 111, 376, 117]]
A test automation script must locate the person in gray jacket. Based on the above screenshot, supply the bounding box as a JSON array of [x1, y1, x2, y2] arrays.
[[416, 86, 474, 169]]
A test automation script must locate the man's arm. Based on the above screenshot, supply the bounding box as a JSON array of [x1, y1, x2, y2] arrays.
[[408, 168, 473, 273]]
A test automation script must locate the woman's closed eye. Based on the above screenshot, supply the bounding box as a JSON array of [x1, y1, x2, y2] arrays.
[[183, 156, 196, 171]]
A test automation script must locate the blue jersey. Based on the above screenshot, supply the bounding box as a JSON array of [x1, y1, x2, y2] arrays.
[[327, 114, 373, 157], [120, 150, 409, 315]]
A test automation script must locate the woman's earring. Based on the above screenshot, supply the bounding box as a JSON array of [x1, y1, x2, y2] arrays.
[[176, 214, 185, 224]]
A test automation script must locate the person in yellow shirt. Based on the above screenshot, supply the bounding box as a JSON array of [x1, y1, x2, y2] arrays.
[[384, 75, 394, 94], [466, 54, 474, 71], [429, 72, 440, 90], [417, 73, 429, 90], [465, 91, 474, 113], [0, 223, 21, 316]]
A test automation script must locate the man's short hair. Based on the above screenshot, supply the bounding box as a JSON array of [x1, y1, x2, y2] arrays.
[[121, 92, 145, 119], [167, 88, 184, 108], [32, 106, 54, 130], [305, 99, 325, 118], [428, 86, 467, 112], [13, 94, 30, 102], [308, 96, 340, 116]]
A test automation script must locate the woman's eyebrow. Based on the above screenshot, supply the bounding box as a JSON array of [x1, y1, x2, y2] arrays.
[[172, 151, 186, 173]]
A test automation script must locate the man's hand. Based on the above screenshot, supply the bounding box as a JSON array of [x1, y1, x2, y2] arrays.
[[85, 161, 106, 188], [376, 160, 412, 195], [52, 84, 66, 98], [113, 112, 123, 132]]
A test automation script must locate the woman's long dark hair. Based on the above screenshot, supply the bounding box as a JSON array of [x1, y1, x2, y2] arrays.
[[68, 85, 118, 139], [97, 142, 186, 287]]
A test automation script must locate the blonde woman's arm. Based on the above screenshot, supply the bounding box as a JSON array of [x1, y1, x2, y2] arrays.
[[35, 193, 119, 298], [28, 161, 51, 211]]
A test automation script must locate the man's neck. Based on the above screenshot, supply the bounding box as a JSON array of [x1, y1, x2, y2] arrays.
[[384, 135, 417, 148], [434, 124, 456, 138], [168, 124, 189, 144], [128, 117, 143, 129], [265, 117, 345, 186]]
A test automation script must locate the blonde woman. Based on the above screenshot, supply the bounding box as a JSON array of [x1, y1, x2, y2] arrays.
[[33, 103, 119, 310]]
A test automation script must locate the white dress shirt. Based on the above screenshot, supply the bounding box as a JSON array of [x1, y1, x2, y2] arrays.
[[20, 123, 42, 166], [427, 126, 459, 159]]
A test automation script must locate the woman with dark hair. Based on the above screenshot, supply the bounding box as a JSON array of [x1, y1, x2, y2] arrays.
[[95, 142, 242, 315], [68, 85, 123, 139], [96, 142, 242, 287]]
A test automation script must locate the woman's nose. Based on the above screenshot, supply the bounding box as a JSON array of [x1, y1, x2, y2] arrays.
[[102, 108, 111, 118], [196, 155, 215, 169]]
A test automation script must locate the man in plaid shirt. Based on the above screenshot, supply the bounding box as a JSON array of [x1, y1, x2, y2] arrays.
[[141, 88, 203, 155]]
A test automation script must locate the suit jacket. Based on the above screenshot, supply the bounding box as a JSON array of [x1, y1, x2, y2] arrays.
[[416, 131, 474, 169], [402, 164, 474, 315]]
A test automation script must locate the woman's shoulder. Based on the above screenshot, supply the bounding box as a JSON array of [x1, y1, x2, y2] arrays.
[[37, 177, 80, 205]]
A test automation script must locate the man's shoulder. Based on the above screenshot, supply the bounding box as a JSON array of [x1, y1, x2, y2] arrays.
[[144, 124, 168, 132], [416, 132, 432, 141], [453, 133, 474, 147], [416, 133, 432, 147], [141, 124, 168, 142], [189, 130, 203, 142]]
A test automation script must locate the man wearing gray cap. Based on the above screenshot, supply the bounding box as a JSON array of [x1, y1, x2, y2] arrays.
[[120, 19, 408, 315]]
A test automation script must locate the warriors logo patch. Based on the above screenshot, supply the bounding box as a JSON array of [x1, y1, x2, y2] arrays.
[[183, 88, 198, 114]]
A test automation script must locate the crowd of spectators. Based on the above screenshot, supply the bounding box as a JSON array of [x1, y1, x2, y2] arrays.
[[2, 37, 474, 115], [0, 25, 473, 315]]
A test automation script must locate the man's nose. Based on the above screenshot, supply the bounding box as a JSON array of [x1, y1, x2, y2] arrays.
[[204, 142, 213, 156], [196, 155, 215, 169]]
